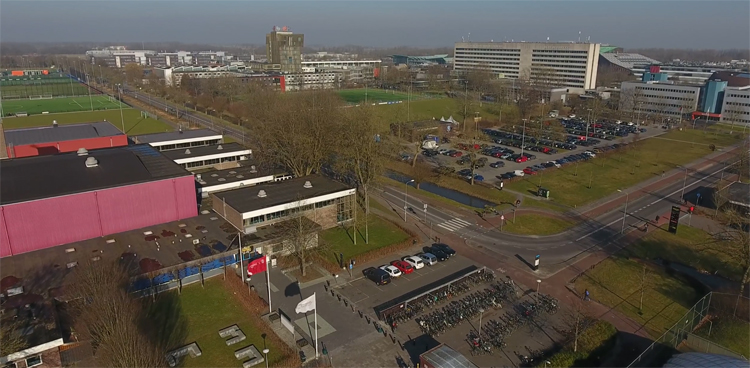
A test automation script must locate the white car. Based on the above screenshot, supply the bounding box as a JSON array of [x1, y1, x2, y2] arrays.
[[402, 255, 425, 270], [547, 161, 561, 168], [513, 169, 526, 177], [438, 148, 450, 155], [379, 265, 402, 278], [584, 151, 596, 158]]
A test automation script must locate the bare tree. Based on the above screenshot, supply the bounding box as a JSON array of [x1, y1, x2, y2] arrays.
[[0, 319, 26, 357], [713, 209, 750, 294], [409, 162, 436, 190], [279, 206, 325, 277], [562, 299, 594, 353], [67, 261, 166, 367]]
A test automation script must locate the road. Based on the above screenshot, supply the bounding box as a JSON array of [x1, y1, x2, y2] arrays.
[[377, 155, 733, 269]]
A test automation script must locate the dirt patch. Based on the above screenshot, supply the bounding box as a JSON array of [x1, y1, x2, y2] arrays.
[[178, 250, 196, 262], [285, 266, 325, 284], [139, 258, 163, 273]]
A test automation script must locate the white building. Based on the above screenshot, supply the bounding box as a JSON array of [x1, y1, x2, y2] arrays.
[[196, 165, 292, 198], [454, 42, 601, 89], [619, 81, 701, 119], [153, 65, 248, 87], [720, 86, 750, 127], [301, 60, 380, 70], [631, 64, 745, 85], [284, 71, 343, 90], [132, 129, 223, 151], [161, 143, 251, 171]]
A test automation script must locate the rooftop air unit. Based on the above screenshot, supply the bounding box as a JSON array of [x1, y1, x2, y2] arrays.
[[250, 165, 257, 173], [257, 190, 267, 198], [217, 145, 223, 150], [185, 149, 191, 154], [52, 120, 58, 127], [77, 148, 89, 156], [303, 181, 313, 188], [85, 156, 99, 167]]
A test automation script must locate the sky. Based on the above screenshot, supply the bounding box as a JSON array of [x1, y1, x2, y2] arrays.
[[1, 1, 748, 49]]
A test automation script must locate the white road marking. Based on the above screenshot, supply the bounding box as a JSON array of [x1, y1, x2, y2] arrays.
[[437, 218, 472, 231]]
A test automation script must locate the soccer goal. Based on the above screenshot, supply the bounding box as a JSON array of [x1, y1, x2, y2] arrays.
[[29, 95, 53, 100]]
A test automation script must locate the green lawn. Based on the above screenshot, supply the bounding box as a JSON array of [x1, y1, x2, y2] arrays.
[[500, 213, 575, 235], [337, 88, 411, 104], [546, 321, 618, 367], [507, 129, 744, 207], [2, 95, 120, 115], [145, 278, 286, 367], [575, 257, 699, 338], [694, 316, 750, 357], [3, 109, 174, 135], [319, 213, 411, 263], [626, 225, 742, 282]]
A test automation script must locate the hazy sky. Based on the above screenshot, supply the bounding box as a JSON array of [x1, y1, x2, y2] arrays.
[[2, 1, 748, 49]]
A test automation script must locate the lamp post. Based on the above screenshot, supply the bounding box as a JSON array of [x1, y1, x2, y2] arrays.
[[521, 119, 527, 157], [617, 189, 629, 234], [116, 84, 125, 133], [681, 167, 688, 201], [478, 308, 485, 340], [262, 348, 270, 368], [536, 279, 542, 304], [404, 179, 415, 222], [585, 108, 592, 141]]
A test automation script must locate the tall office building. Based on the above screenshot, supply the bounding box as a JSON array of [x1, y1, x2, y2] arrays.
[[266, 26, 304, 73], [453, 42, 601, 90]]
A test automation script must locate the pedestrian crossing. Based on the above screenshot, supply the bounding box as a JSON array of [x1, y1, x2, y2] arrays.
[[437, 218, 472, 232]]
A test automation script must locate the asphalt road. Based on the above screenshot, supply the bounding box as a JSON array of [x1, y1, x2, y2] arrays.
[[377, 156, 733, 267]]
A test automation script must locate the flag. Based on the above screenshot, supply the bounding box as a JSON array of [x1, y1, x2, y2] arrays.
[[247, 256, 267, 277], [295, 294, 316, 314]]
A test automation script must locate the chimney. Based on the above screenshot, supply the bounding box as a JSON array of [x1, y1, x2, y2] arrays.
[[85, 156, 99, 167]]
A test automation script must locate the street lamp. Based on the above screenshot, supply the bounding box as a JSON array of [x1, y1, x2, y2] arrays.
[[681, 167, 689, 201], [536, 279, 542, 304], [478, 308, 485, 340], [585, 108, 592, 141], [617, 189, 630, 234], [521, 119, 527, 157], [116, 84, 125, 133], [262, 348, 270, 368], [404, 179, 415, 222]]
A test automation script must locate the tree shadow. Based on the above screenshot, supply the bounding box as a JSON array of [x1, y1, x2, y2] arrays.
[[402, 334, 441, 365], [141, 291, 189, 351], [285, 281, 301, 298]]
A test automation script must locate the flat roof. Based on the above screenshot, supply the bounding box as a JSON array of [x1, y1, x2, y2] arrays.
[[0, 144, 190, 205], [197, 164, 286, 187], [212, 175, 352, 214], [421, 344, 478, 368], [132, 129, 221, 144], [4, 121, 123, 146], [726, 182, 750, 207], [160, 142, 249, 161]]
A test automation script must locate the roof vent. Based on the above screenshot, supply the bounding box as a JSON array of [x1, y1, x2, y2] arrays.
[[185, 149, 191, 154], [303, 181, 313, 189], [217, 145, 223, 150], [85, 156, 99, 168], [211, 174, 219, 177], [77, 148, 89, 156], [250, 165, 257, 173], [218, 178, 226, 182], [196, 174, 202, 180], [236, 175, 244, 179], [52, 120, 58, 127], [229, 171, 236, 174], [257, 190, 267, 198]]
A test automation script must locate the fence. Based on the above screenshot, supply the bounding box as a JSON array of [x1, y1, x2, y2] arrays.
[[627, 291, 748, 367]]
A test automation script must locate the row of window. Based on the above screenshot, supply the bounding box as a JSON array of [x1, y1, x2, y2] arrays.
[[641, 94, 695, 102], [641, 101, 692, 109], [243, 198, 346, 227], [633, 86, 698, 94], [725, 101, 750, 108], [723, 109, 750, 116], [532, 49, 588, 54], [455, 56, 521, 63], [5, 355, 42, 368], [156, 139, 221, 151], [455, 48, 521, 52], [530, 55, 588, 60], [183, 156, 241, 169], [530, 60, 588, 67], [726, 93, 750, 99]]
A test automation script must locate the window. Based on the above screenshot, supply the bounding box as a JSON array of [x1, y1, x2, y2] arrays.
[[4, 362, 18, 368], [26, 356, 42, 368]]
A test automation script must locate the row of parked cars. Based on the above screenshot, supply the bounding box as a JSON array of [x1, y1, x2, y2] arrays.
[[362, 243, 457, 285], [560, 118, 647, 140], [496, 142, 626, 180]]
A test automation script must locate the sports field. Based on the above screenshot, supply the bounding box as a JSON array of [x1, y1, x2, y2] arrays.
[[337, 88, 411, 104], [1, 95, 121, 115], [3, 109, 174, 135], [1, 77, 91, 98]]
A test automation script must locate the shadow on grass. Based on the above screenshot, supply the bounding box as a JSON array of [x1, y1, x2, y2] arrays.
[[142, 291, 189, 351]]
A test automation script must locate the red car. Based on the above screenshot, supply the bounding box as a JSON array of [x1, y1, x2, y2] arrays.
[[450, 151, 463, 157], [515, 156, 528, 163], [391, 260, 414, 274], [523, 167, 537, 175]]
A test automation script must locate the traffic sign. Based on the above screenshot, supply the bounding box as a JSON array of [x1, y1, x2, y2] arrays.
[[500, 215, 505, 221]]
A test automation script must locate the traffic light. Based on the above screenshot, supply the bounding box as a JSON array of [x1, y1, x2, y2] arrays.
[[688, 206, 695, 213]]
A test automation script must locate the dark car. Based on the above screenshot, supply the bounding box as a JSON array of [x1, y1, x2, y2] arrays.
[[362, 267, 391, 285], [422, 246, 448, 261], [432, 243, 456, 257], [490, 161, 505, 168]]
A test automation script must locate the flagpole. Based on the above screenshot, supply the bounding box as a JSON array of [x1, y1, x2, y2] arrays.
[[314, 292, 319, 358], [239, 233, 244, 283], [266, 255, 272, 314]]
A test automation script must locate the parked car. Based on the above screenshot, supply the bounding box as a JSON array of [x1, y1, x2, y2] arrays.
[[457, 168, 473, 176], [523, 167, 537, 175], [402, 255, 425, 269], [417, 253, 437, 266], [450, 151, 463, 157], [362, 267, 391, 285], [422, 246, 447, 261], [390, 260, 414, 274], [432, 243, 456, 257], [473, 174, 485, 182], [490, 161, 505, 168], [547, 161, 561, 168], [513, 170, 526, 177], [379, 265, 402, 278], [438, 148, 449, 155], [515, 156, 528, 163]]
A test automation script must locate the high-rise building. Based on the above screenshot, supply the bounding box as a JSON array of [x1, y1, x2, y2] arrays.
[[453, 42, 601, 90], [266, 26, 304, 73]]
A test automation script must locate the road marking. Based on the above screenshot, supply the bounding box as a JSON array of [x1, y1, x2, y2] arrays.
[[437, 218, 472, 231]]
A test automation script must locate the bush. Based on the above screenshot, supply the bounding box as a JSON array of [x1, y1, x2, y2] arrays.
[[544, 320, 617, 368]]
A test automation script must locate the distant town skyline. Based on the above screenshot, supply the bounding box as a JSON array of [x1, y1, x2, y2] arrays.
[[1, 1, 748, 50]]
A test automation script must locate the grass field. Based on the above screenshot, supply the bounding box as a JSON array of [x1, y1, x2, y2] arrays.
[[507, 128, 745, 207], [3, 109, 173, 135], [320, 213, 411, 264], [575, 256, 699, 338], [1, 80, 90, 98], [146, 278, 286, 367], [695, 316, 750, 357], [337, 88, 411, 104], [501, 213, 576, 235], [373, 97, 501, 125], [2, 95, 120, 115]]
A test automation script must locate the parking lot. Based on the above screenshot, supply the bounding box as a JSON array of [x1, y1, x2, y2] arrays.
[[334, 254, 570, 367]]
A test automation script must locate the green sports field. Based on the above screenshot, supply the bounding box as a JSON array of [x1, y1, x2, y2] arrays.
[[337, 88, 411, 104], [1, 76, 91, 98], [1, 95, 121, 115], [3, 109, 173, 135]]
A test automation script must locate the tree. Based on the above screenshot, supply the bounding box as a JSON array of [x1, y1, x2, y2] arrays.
[[712, 209, 750, 294], [409, 162, 436, 190], [562, 299, 594, 353], [123, 63, 144, 87], [337, 105, 389, 244], [0, 319, 26, 357], [67, 260, 165, 367], [279, 205, 324, 277]]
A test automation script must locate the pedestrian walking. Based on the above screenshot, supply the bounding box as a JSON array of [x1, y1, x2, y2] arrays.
[[584, 289, 590, 301], [662, 170, 665, 177]]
